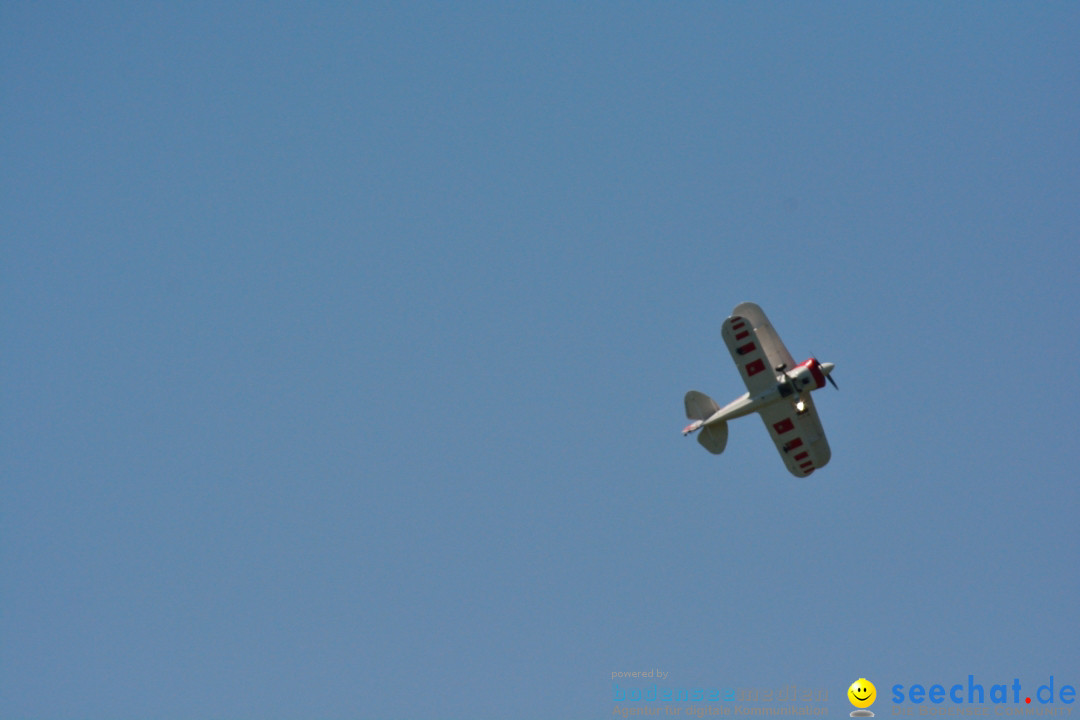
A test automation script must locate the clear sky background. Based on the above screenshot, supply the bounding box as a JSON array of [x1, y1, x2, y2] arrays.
[[3, 3, 1078, 719]]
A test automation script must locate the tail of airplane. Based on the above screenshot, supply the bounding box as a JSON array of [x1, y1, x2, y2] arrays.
[[697, 421, 728, 454], [683, 391, 728, 454]]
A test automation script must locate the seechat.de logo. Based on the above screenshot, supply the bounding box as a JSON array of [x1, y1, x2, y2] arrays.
[[891, 676, 1077, 706]]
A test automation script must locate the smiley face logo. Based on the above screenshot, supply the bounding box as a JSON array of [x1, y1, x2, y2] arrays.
[[848, 678, 876, 709]]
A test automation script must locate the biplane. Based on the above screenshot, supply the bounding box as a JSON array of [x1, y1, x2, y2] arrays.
[[682, 302, 837, 477]]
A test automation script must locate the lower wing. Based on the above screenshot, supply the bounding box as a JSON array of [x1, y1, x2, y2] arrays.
[[758, 395, 831, 477]]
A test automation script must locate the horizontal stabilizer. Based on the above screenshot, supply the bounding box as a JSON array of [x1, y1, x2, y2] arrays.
[[685, 391, 720, 421], [697, 421, 728, 454]]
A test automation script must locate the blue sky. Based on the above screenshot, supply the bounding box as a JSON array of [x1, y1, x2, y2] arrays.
[[3, 3, 1078, 719]]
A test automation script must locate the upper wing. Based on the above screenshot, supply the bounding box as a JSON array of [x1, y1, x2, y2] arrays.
[[721, 302, 796, 395], [758, 395, 831, 477]]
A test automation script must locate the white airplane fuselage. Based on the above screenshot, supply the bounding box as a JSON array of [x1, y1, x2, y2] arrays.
[[684, 359, 834, 434]]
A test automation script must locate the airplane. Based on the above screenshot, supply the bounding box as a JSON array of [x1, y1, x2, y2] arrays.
[[682, 302, 837, 477]]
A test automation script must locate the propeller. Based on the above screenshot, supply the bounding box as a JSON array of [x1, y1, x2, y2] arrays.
[[811, 352, 839, 390]]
